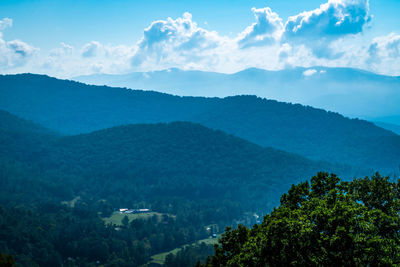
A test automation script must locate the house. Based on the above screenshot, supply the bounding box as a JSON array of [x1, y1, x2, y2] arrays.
[[118, 208, 151, 214]]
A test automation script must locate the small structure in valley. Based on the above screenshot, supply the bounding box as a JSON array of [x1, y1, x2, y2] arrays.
[[119, 208, 151, 214]]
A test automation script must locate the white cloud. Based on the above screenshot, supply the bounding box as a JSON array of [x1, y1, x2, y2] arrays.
[[283, 0, 371, 58], [0, 18, 12, 31], [7, 40, 37, 58], [0, 18, 37, 71], [284, 0, 370, 39], [41, 42, 135, 77], [369, 33, 400, 58], [124, 0, 377, 73], [303, 69, 318, 76], [49, 42, 74, 57], [237, 7, 283, 49], [131, 12, 229, 70], [366, 33, 400, 75], [4, 0, 400, 77], [81, 41, 102, 58]]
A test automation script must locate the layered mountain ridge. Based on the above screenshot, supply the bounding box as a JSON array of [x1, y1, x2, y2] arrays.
[[1, 73, 399, 173], [75, 67, 400, 125]]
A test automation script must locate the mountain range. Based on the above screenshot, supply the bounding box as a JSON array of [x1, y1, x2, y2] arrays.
[[74, 67, 400, 126], [1, 73, 399, 174], [1, 72, 399, 266], [0, 94, 366, 267], [0, 109, 350, 212]]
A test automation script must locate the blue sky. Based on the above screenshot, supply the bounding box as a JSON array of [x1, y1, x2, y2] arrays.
[[0, 0, 399, 77]]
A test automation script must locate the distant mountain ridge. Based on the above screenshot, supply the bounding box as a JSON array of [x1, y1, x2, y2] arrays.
[[1, 73, 399, 173], [374, 121, 400, 135], [74, 67, 400, 125]]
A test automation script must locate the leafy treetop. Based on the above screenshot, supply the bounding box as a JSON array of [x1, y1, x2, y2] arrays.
[[203, 172, 400, 266]]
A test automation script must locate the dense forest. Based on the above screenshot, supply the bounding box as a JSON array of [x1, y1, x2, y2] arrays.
[[75, 67, 400, 126], [0, 109, 360, 266], [202, 172, 400, 266], [0, 109, 354, 212], [1, 74, 400, 173], [1, 74, 399, 266]]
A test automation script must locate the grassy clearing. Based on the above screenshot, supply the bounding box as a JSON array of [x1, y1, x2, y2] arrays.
[[103, 211, 173, 226], [150, 236, 219, 265], [61, 196, 81, 208]]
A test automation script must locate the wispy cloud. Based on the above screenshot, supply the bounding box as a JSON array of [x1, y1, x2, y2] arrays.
[[0, 17, 12, 31]]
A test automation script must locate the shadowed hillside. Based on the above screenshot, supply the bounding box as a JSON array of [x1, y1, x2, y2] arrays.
[[1, 74, 399, 173], [0, 110, 354, 211]]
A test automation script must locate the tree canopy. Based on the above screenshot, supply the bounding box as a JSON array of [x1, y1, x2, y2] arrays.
[[1, 74, 400, 172], [204, 172, 400, 266]]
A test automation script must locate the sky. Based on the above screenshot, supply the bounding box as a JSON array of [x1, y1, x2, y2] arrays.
[[0, 0, 399, 78]]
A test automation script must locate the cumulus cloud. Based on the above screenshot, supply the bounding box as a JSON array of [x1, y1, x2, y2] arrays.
[[7, 40, 36, 57], [81, 41, 102, 57], [303, 69, 318, 76], [131, 12, 228, 70], [283, 0, 371, 58], [0, 40, 37, 69], [237, 7, 283, 49], [284, 0, 370, 40], [4, 0, 400, 77], [365, 33, 400, 74], [368, 33, 400, 59], [125, 0, 375, 73], [0, 18, 37, 70]]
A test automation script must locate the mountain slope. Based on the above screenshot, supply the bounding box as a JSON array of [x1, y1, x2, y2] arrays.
[[0, 110, 71, 204], [0, 109, 58, 162], [1, 74, 399, 173], [0, 111, 360, 267], [47, 122, 344, 210], [75, 67, 400, 124], [0, 111, 354, 212], [374, 121, 400, 135]]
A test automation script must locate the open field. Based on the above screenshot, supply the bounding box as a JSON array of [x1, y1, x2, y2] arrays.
[[103, 211, 172, 225], [61, 196, 81, 208], [150, 236, 219, 265]]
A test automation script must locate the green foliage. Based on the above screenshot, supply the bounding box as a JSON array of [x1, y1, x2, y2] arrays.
[[0, 203, 208, 266], [204, 173, 400, 266], [163, 242, 215, 267], [121, 215, 129, 227], [0, 110, 351, 214], [0, 84, 396, 266], [1, 74, 399, 172], [150, 235, 218, 265], [0, 253, 17, 267]]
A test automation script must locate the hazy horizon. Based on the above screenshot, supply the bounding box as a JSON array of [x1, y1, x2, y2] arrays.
[[1, 0, 400, 78]]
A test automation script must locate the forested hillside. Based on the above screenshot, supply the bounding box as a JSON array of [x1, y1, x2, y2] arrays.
[[75, 67, 400, 125], [0, 110, 356, 266], [0, 110, 352, 211], [0, 74, 399, 173]]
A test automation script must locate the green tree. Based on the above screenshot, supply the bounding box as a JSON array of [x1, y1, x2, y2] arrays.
[[121, 215, 129, 228], [203, 172, 400, 266], [0, 253, 17, 267]]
